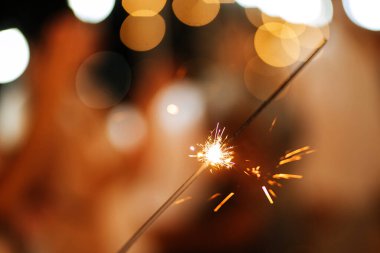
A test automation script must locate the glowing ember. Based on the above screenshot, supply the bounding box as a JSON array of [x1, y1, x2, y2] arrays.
[[267, 180, 282, 187], [208, 193, 221, 201], [285, 146, 313, 158], [268, 189, 277, 198], [190, 124, 234, 170], [272, 173, 303, 179], [262, 186, 274, 204], [174, 196, 192, 205], [269, 117, 277, 132], [278, 146, 315, 166], [214, 192, 235, 212], [278, 155, 302, 166], [245, 166, 261, 178], [243, 146, 315, 204]]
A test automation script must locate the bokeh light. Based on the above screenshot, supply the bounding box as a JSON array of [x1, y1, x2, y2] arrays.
[[121, 0, 166, 17], [299, 26, 328, 49], [0, 83, 28, 151], [296, 25, 329, 62], [152, 81, 205, 133], [270, 0, 323, 26], [237, 0, 333, 27], [244, 7, 263, 27], [235, 0, 260, 8], [76, 52, 131, 109], [261, 13, 306, 38], [343, 0, 380, 31], [244, 56, 291, 100], [68, 0, 116, 24], [172, 0, 220, 27], [120, 15, 165, 51], [254, 22, 300, 67], [106, 104, 147, 152], [166, 104, 179, 115], [313, 0, 333, 27], [204, 0, 234, 3], [0, 28, 30, 84]]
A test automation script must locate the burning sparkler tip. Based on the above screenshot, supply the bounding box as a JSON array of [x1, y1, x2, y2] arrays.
[[190, 124, 234, 170]]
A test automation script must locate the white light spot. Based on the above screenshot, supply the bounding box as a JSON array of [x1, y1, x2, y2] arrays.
[[166, 104, 179, 115], [0, 83, 28, 151], [236, 0, 261, 8], [276, 0, 323, 25], [0, 28, 30, 84], [152, 81, 205, 133], [68, 0, 116, 24], [236, 0, 333, 27], [343, 0, 380, 31], [206, 143, 223, 164], [106, 105, 147, 152]]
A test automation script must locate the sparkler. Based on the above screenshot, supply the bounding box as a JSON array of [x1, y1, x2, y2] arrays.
[[116, 164, 207, 253], [117, 40, 327, 253], [189, 123, 234, 171], [117, 125, 234, 253]]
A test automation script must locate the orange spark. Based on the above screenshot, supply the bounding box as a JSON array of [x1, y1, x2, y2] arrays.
[[214, 192, 235, 212], [244, 166, 261, 178], [262, 186, 274, 204], [268, 189, 277, 198], [174, 196, 192, 205], [269, 117, 277, 132], [208, 193, 221, 201], [285, 146, 312, 159], [267, 180, 282, 187], [272, 174, 303, 179], [278, 155, 302, 166]]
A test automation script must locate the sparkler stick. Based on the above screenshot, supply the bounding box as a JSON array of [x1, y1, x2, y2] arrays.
[[117, 40, 327, 253], [117, 163, 208, 253], [230, 39, 327, 140], [117, 125, 233, 253]]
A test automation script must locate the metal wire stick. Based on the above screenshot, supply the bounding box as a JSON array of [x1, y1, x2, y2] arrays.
[[117, 163, 208, 253], [116, 39, 327, 253], [230, 39, 327, 141]]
